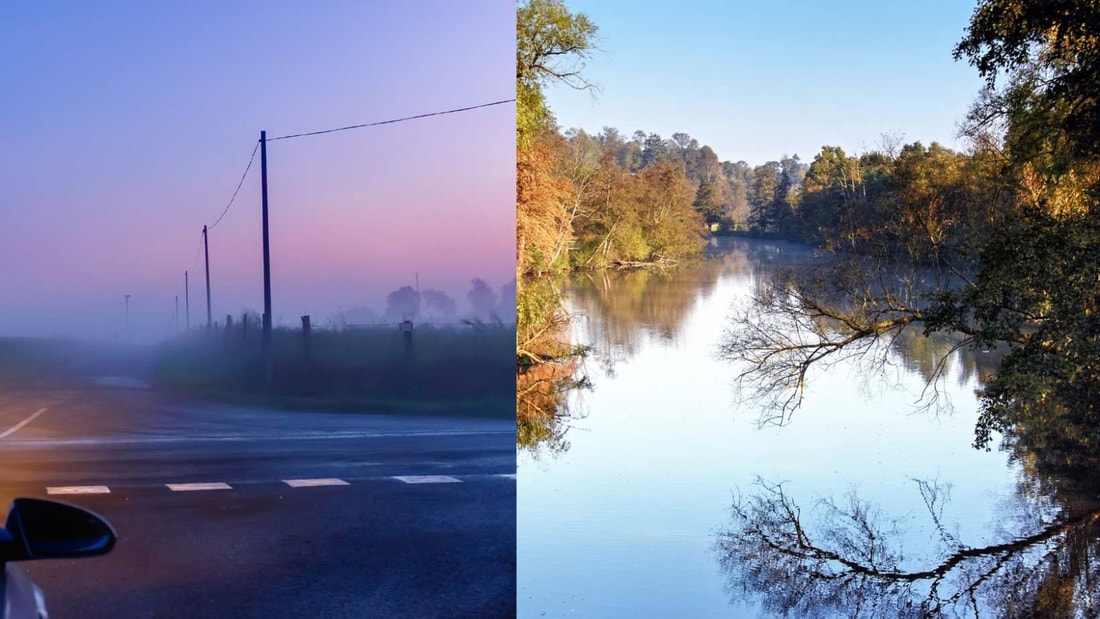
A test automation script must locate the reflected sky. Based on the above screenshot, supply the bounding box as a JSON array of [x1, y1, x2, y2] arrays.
[[518, 238, 1020, 617]]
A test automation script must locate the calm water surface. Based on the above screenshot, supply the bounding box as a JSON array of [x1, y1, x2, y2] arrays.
[[518, 238, 1034, 617]]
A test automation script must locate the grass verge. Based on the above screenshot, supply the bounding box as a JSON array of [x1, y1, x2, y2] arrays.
[[151, 324, 515, 419]]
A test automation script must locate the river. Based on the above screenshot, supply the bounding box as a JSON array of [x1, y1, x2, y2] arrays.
[[517, 237, 1100, 617]]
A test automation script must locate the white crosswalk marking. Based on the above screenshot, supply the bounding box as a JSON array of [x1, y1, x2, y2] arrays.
[[283, 478, 349, 487], [392, 475, 462, 484], [47, 485, 110, 495], [167, 482, 232, 491], [37, 474, 514, 493]]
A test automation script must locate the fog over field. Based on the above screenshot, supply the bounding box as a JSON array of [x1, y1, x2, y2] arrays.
[[1, 1, 514, 346]]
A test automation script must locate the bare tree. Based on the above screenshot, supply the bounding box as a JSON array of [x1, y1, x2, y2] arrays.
[[719, 256, 974, 426], [716, 477, 1100, 618]]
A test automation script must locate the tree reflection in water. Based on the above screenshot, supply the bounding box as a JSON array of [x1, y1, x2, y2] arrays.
[[567, 239, 764, 377], [715, 243, 1100, 616], [518, 239, 756, 454], [716, 430, 1100, 618], [516, 275, 592, 456], [517, 354, 590, 455]]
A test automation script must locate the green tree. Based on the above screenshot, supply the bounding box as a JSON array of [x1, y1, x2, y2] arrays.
[[721, 160, 753, 228], [954, 0, 1100, 161], [639, 161, 706, 260], [516, 0, 598, 147], [642, 132, 669, 168], [722, 0, 1100, 452], [748, 163, 780, 234], [693, 181, 726, 228], [516, 0, 598, 368]]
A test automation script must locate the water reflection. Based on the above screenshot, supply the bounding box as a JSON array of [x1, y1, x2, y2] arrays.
[[718, 242, 1027, 432], [568, 239, 771, 370], [518, 237, 1033, 616], [707, 240, 1100, 616], [716, 437, 1100, 618], [886, 328, 1007, 403], [516, 275, 591, 455], [517, 355, 589, 454], [522, 238, 1007, 453], [518, 243, 741, 453]]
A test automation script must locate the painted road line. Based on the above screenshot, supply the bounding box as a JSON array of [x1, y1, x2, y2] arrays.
[[283, 478, 350, 488], [392, 475, 462, 484], [1, 429, 511, 448], [495, 474, 517, 480], [47, 485, 110, 495], [0, 408, 47, 440], [167, 482, 233, 492]]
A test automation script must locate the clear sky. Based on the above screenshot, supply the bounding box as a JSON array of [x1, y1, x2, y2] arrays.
[[544, 0, 987, 165], [1, 1, 514, 342]]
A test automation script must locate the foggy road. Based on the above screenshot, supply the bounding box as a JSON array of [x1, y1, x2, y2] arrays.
[[0, 382, 516, 618]]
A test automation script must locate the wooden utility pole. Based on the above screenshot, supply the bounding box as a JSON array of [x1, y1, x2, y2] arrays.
[[203, 225, 212, 330], [124, 294, 132, 342], [185, 270, 190, 330], [261, 131, 273, 382]]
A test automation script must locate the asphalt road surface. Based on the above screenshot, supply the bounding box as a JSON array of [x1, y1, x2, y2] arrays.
[[0, 381, 516, 618]]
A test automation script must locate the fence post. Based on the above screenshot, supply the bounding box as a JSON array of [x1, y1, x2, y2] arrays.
[[261, 313, 272, 387], [400, 320, 413, 359], [301, 315, 311, 361]]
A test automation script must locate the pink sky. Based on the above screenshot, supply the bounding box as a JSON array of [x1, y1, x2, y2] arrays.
[[1, 1, 515, 342]]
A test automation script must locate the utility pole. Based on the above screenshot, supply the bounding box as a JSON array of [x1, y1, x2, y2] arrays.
[[185, 271, 190, 330], [124, 294, 132, 342], [203, 225, 212, 330], [261, 131, 273, 380]]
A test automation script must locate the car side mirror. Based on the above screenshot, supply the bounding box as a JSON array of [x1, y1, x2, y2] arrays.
[[0, 498, 116, 563]]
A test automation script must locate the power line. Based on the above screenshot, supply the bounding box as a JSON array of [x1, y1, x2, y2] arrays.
[[266, 99, 515, 142], [188, 230, 203, 273], [208, 140, 260, 229]]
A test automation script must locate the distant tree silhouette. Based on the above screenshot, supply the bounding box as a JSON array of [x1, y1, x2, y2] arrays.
[[421, 289, 457, 322], [467, 278, 499, 320], [384, 286, 420, 322], [497, 280, 517, 324]]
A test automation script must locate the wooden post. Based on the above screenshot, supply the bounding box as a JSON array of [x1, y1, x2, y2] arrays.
[[301, 315, 311, 361], [204, 225, 212, 330], [401, 320, 413, 359], [261, 131, 272, 385]]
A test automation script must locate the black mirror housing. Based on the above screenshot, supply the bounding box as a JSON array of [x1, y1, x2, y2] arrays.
[[1, 498, 117, 563]]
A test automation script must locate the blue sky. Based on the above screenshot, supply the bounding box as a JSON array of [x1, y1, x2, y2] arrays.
[[544, 0, 987, 165], [0, 1, 514, 341]]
